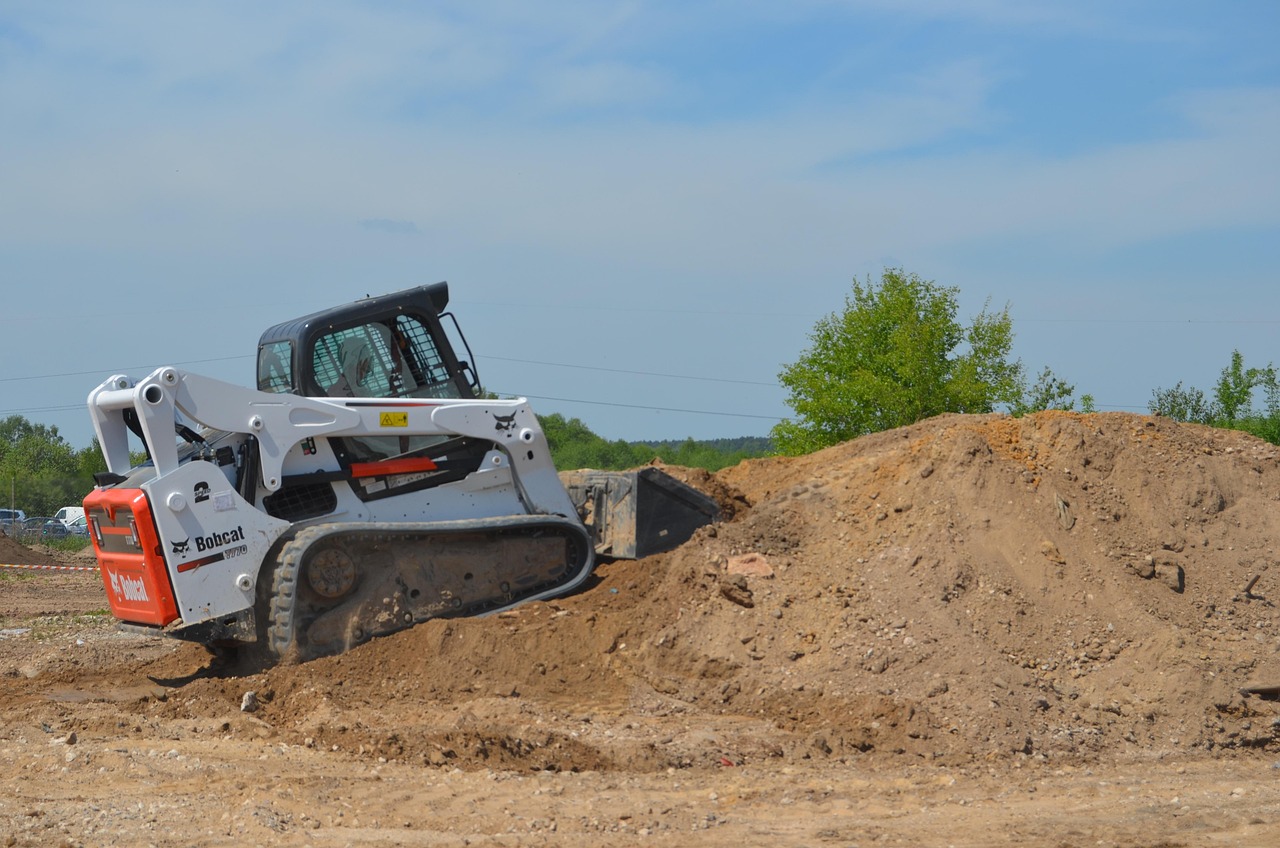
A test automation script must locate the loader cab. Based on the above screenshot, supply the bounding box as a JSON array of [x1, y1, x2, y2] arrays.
[[256, 281, 480, 402]]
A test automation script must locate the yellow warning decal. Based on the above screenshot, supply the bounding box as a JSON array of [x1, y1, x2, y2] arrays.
[[379, 412, 409, 428]]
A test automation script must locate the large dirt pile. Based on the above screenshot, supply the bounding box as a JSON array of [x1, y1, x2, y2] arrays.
[[144, 411, 1280, 770], [0, 532, 63, 568]]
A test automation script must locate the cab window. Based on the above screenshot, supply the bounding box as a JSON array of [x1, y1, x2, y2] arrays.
[[257, 341, 294, 394], [313, 317, 462, 400]]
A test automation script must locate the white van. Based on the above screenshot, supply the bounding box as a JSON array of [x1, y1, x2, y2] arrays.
[[53, 506, 85, 528]]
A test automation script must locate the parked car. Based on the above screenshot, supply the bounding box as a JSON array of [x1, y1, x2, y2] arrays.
[[66, 514, 90, 537], [52, 506, 85, 528], [0, 508, 27, 534], [39, 519, 69, 540], [17, 516, 54, 541]]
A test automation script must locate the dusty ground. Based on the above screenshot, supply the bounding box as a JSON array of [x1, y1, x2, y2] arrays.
[[1, 411, 1279, 847]]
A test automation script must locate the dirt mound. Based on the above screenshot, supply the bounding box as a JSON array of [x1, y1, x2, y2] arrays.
[[5, 412, 1280, 845], [143, 411, 1280, 771], [0, 533, 106, 622], [0, 532, 64, 568]]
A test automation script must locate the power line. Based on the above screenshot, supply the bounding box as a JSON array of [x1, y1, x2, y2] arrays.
[[457, 299, 1280, 325], [499, 392, 785, 421], [1020, 318, 1279, 325], [455, 299, 810, 319], [481, 356, 778, 387], [502, 392, 1149, 417], [0, 355, 253, 384], [0, 404, 85, 415], [2, 352, 780, 390]]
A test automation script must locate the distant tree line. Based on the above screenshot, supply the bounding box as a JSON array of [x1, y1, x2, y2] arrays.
[[0, 411, 769, 517], [0, 417, 106, 518], [539, 414, 770, 472]]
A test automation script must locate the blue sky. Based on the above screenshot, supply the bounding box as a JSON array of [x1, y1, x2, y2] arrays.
[[2, 1, 1278, 450]]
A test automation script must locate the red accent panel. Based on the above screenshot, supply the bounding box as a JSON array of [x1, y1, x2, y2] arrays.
[[177, 553, 226, 574], [348, 457, 439, 478], [83, 488, 179, 627]]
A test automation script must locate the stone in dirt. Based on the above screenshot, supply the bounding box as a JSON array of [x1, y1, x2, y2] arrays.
[[725, 553, 774, 578]]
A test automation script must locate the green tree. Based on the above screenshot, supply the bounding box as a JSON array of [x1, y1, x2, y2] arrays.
[[1213, 350, 1277, 423], [0, 415, 99, 516], [1149, 350, 1280, 446], [772, 269, 1032, 455], [1010, 367, 1079, 417], [1149, 381, 1215, 423], [633, 436, 768, 472], [539, 413, 651, 470], [539, 414, 767, 472]]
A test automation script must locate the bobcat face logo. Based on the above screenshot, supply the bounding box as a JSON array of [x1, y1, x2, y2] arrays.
[[493, 412, 518, 432], [171, 537, 190, 555]]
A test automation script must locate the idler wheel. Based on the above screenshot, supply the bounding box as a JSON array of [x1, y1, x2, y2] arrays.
[[305, 546, 358, 599]]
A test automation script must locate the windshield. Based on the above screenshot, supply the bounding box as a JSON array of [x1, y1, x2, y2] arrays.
[[313, 316, 463, 400]]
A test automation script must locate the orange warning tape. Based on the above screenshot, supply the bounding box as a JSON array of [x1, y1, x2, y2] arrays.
[[0, 562, 100, 573]]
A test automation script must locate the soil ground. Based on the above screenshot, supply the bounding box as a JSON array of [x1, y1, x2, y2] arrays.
[[1, 411, 1279, 847]]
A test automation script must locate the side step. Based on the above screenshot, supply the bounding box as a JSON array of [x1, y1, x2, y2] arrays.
[[559, 466, 719, 559]]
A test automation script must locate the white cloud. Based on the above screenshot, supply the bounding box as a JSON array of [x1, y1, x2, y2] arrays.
[[359, 218, 421, 235], [534, 61, 670, 111]]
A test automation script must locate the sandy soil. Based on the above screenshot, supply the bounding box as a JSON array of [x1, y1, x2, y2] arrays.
[[1, 411, 1279, 847]]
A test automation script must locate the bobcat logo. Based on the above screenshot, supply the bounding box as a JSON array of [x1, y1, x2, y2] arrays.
[[108, 570, 149, 603], [171, 537, 190, 555], [493, 412, 518, 432]]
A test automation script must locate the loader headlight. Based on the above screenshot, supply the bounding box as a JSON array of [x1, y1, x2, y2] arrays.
[[89, 517, 103, 547], [126, 517, 140, 549]]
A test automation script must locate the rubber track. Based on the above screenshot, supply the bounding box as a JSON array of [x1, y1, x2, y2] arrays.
[[262, 525, 320, 660], [259, 519, 592, 663]]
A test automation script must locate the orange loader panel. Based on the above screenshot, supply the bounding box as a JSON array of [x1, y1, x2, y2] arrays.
[[83, 487, 178, 627]]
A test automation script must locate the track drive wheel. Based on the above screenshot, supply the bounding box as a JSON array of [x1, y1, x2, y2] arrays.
[[258, 526, 358, 664]]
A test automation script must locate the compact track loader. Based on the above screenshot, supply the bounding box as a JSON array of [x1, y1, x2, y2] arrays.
[[83, 283, 716, 663]]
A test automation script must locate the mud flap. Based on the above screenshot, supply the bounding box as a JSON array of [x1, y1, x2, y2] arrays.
[[559, 467, 719, 559]]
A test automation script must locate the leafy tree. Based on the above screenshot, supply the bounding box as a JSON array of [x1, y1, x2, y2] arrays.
[[772, 269, 1046, 455], [1213, 350, 1277, 423], [633, 436, 769, 471], [77, 438, 110, 480], [1149, 350, 1280, 446], [1010, 367, 1080, 416], [1, 415, 101, 517], [1250, 376, 1280, 444], [540, 413, 651, 470], [1009, 370, 1096, 415], [539, 413, 768, 471], [1149, 381, 1215, 423]]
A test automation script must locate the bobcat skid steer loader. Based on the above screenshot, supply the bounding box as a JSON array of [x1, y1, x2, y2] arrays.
[[83, 282, 717, 663]]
